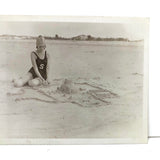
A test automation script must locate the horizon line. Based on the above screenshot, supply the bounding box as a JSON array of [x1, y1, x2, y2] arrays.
[[0, 34, 144, 41]]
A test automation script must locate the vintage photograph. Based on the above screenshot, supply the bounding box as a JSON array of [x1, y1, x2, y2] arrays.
[[0, 16, 148, 144]]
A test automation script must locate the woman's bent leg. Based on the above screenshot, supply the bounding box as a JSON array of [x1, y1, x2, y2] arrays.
[[28, 78, 42, 87], [14, 73, 33, 87]]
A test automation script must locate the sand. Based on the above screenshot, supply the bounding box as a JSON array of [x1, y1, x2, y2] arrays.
[[0, 40, 144, 139]]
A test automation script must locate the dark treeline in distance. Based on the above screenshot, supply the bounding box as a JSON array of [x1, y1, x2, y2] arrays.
[[0, 34, 143, 42]]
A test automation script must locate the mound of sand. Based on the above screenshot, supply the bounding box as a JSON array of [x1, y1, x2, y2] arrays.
[[57, 79, 78, 94]]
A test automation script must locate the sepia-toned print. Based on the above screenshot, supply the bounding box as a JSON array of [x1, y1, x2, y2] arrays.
[[0, 16, 148, 144]]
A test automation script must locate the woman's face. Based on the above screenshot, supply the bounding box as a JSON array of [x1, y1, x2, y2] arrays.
[[37, 45, 46, 52]]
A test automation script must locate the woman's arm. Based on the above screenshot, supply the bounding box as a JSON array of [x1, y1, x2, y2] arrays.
[[31, 52, 45, 81]]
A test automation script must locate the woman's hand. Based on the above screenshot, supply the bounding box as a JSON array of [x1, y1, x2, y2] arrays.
[[41, 79, 48, 86], [43, 81, 48, 86], [46, 79, 50, 85]]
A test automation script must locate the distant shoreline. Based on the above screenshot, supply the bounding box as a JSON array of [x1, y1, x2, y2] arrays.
[[0, 35, 143, 42], [0, 39, 144, 48]]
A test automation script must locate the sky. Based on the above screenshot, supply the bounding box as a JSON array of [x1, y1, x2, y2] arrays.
[[0, 22, 147, 40]]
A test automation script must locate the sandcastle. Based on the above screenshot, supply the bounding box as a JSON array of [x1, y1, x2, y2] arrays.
[[57, 79, 78, 94]]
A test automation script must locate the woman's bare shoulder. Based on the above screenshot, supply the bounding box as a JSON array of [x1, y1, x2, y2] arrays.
[[31, 51, 37, 58]]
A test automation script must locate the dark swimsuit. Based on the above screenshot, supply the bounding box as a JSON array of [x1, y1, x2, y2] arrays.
[[28, 51, 48, 80]]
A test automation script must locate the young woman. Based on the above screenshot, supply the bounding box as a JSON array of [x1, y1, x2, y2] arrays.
[[13, 35, 50, 87]]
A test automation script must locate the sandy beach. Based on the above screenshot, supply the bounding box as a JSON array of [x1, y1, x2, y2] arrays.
[[0, 39, 144, 139]]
